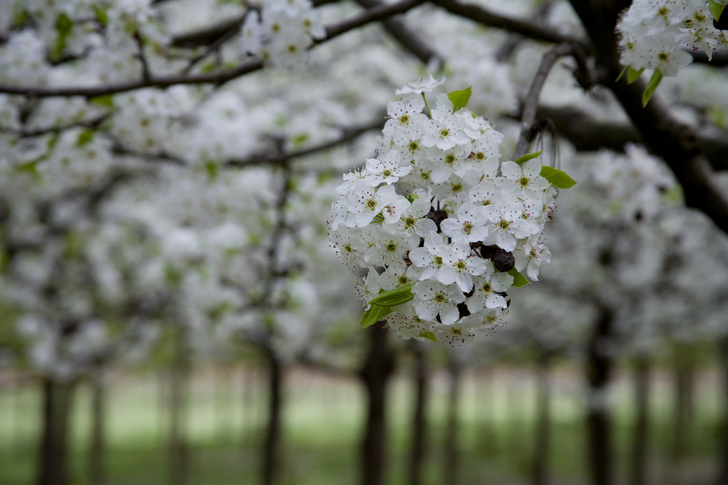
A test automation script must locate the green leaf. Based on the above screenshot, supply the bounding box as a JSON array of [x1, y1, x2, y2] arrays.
[[12, 4, 29, 27], [709, 0, 726, 20], [52, 13, 74, 61], [447, 86, 472, 112], [367, 283, 414, 308], [419, 331, 438, 343], [407, 193, 419, 203], [91, 4, 108, 25], [291, 133, 309, 147], [514, 150, 542, 166], [360, 304, 392, 328], [76, 129, 95, 147], [508, 268, 530, 288], [540, 166, 577, 189], [89, 94, 115, 108], [627, 67, 644, 84], [642, 69, 663, 107], [204, 161, 219, 181], [615, 65, 629, 82]]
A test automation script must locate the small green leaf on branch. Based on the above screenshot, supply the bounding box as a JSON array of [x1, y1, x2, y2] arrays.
[[514, 150, 542, 166], [76, 130, 95, 147], [540, 166, 577, 189], [367, 283, 414, 308], [90, 94, 115, 108], [12, 4, 29, 27], [642, 69, 663, 107], [407, 193, 419, 203], [627, 67, 644, 84], [360, 304, 392, 328], [508, 268, 530, 287], [52, 13, 74, 61], [447, 86, 472, 112], [92, 4, 109, 25], [419, 331, 438, 343], [709, 0, 726, 20]]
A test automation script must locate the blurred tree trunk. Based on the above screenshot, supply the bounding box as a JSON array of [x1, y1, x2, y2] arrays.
[[408, 341, 428, 485], [629, 355, 651, 485], [168, 329, 190, 485], [670, 344, 695, 485], [359, 322, 394, 485], [715, 337, 728, 485], [261, 344, 284, 485], [35, 377, 76, 485], [88, 371, 106, 485], [442, 353, 462, 485], [532, 351, 552, 485], [585, 307, 615, 485]]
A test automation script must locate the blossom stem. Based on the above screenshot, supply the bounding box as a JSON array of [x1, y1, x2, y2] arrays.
[[421, 93, 432, 118]]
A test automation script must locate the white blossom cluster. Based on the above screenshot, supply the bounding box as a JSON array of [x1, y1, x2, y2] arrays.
[[241, 0, 325, 67], [328, 78, 560, 345], [616, 0, 728, 76]]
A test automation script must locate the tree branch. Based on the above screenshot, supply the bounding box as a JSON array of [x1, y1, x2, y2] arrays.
[[513, 42, 575, 159], [354, 0, 443, 66], [567, 0, 728, 235], [431, 0, 589, 50], [112, 117, 383, 168], [532, 106, 728, 171]]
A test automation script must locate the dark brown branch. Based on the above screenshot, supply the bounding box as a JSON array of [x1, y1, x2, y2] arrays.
[[431, 0, 589, 50], [690, 50, 728, 66], [533, 106, 728, 171], [568, 0, 728, 235], [225, 118, 383, 168], [354, 0, 443, 66], [514, 42, 575, 159], [0, 61, 264, 98], [134, 31, 152, 82], [322, 0, 427, 41], [112, 118, 383, 168], [169, 0, 340, 48], [0, 114, 111, 138]]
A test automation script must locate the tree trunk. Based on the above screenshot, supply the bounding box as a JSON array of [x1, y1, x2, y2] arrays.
[[35, 377, 76, 485], [715, 337, 728, 485], [671, 344, 695, 485], [168, 330, 190, 485], [261, 345, 284, 485], [88, 371, 106, 485], [442, 354, 462, 485], [585, 308, 615, 485], [532, 352, 552, 485], [359, 322, 395, 485], [629, 355, 650, 485], [408, 341, 428, 485]]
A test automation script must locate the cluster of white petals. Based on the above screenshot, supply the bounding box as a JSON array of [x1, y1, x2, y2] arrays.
[[328, 79, 560, 345], [616, 0, 728, 76], [241, 0, 325, 67]]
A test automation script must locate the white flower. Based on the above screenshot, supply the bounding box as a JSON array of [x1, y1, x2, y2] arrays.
[[365, 150, 411, 185], [412, 280, 465, 326], [440, 203, 489, 243], [395, 75, 445, 95], [437, 241, 487, 292], [466, 264, 513, 311], [408, 231, 447, 280]]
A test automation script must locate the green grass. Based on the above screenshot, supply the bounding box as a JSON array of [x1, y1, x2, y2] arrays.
[[0, 365, 724, 485]]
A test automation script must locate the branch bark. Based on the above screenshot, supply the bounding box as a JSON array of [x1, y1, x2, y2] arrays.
[[567, 0, 728, 236]]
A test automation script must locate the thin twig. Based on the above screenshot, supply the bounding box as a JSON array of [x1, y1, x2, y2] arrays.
[[513, 42, 574, 160], [432, 0, 589, 51]]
